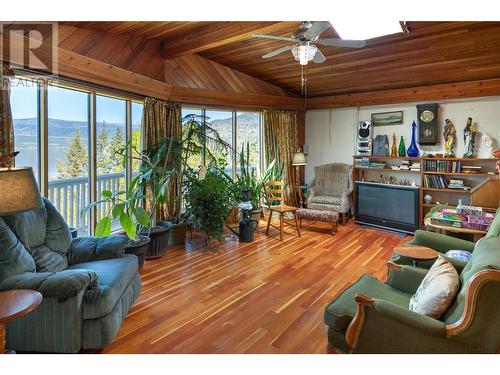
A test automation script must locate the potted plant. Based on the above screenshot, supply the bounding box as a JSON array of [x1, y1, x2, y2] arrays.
[[114, 139, 176, 259], [161, 113, 233, 245], [235, 142, 263, 226], [183, 165, 237, 247], [82, 175, 151, 267]]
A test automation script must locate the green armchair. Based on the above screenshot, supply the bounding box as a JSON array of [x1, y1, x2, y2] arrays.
[[0, 198, 141, 353], [324, 235, 500, 353]]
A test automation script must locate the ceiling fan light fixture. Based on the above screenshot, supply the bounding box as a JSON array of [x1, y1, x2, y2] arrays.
[[291, 44, 318, 65]]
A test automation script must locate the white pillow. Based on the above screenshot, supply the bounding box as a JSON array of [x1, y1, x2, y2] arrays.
[[409, 256, 460, 319]]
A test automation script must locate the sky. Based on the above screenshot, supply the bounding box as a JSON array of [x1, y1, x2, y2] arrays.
[[10, 78, 143, 125]]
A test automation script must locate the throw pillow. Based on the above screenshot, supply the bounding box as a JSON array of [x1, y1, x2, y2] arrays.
[[409, 256, 460, 319]]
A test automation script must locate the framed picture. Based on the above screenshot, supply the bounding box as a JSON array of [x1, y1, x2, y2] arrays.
[[371, 111, 404, 126]]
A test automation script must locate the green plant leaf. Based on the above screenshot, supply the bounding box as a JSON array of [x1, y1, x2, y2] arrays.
[[120, 213, 136, 239], [111, 203, 125, 219], [95, 217, 111, 237], [101, 190, 112, 198], [132, 206, 149, 227]]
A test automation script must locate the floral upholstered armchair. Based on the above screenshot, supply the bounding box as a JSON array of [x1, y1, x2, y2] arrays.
[[306, 163, 353, 225]]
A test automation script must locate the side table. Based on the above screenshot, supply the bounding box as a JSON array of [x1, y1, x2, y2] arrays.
[[0, 289, 42, 354], [394, 245, 439, 267]]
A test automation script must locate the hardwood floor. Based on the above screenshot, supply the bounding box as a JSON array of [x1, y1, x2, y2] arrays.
[[103, 220, 410, 354]]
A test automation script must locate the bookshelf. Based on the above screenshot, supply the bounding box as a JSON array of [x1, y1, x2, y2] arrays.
[[353, 155, 499, 230]]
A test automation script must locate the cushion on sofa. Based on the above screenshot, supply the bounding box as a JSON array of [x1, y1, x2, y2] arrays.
[[0, 217, 36, 282], [68, 255, 138, 319], [324, 274, 412, 331], [409, 256, 460, 319], [310, 195, 344, 205]]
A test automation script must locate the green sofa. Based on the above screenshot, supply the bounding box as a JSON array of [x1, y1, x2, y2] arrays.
[[324, 224, 500, 353], [0, 198, 141, 353]]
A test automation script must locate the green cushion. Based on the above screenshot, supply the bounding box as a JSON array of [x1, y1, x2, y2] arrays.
[[0, 217, 36, 283], [324, 274, 412, 331], [68, 255, 138, 319], [443, 236, 500, 324], [486, 209, 500, 237]]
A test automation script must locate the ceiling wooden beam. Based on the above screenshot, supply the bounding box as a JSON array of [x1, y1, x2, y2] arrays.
[[306, 78, 500, 109], [1, 31, 303, 110], [161, 21, 298, 59]]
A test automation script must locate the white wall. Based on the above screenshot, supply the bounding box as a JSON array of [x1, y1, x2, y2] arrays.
[[305, 98, 500, 184]]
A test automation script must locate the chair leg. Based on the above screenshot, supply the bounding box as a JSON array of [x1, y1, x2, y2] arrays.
[[342, 213, 347, 225], [266, 210, 273, 235], [294, 212, 301, 237], [332, 222, 338, 235], [299, 218, 302, 228], [279, 213, 283, 241]]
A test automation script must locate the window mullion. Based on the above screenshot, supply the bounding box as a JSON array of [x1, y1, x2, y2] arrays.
[[38, 83, 48, 197], [125, 100, 132, 188], [89, 92, 97, 236]]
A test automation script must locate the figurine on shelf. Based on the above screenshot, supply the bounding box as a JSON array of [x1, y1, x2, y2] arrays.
[[390, 133, 398, 157], [477, 131, 494, 158], [463, 117, 477, 158], [443, 119, 456, 157]]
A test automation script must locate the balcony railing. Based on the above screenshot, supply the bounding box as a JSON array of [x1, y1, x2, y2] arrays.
[[48, 172, 126, 235]]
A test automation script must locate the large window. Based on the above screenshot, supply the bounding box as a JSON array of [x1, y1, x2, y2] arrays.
[[96, 95, 126, 230], [48, 85, 90, 234], [181, 107, 203, 169], [206, 110, 233, 176], [9, 74, 143, 235], [236, 111, 262, 176], [181, 107, 263, 179], [10, 77, 39, 181]]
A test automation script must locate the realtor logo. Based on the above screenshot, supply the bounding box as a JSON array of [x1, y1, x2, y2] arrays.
[[0, 22, 58, 75]]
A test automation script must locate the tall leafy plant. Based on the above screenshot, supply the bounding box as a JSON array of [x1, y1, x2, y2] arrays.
[[183, 166, 236, 245]]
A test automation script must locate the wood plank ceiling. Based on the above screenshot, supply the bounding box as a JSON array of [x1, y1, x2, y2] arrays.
[[59, 21, 500, 100]]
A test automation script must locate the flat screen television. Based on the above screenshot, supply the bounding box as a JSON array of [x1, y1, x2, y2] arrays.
[[354, 181, 419, 234]]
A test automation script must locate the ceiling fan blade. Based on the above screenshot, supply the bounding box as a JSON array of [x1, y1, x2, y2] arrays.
[[253, 34, 295, 42], [304, 21, 331, 39], [262, 45, 294, 59], [313, 48, 326, 63], [318, 38, 366, 48]]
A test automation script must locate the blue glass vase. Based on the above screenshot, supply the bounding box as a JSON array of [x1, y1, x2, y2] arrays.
[[407, 121, 420, 157]]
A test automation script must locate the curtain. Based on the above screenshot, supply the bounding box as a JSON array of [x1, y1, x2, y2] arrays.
[[143, 97, 182, 221], [263, 109, 299, 206], [0, 63, 14, 167]]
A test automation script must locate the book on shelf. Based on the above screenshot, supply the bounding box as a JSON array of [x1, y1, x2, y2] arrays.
[[423, 159, 463, 173], [461, 165, 482, 173], [423, 174, 448, 189]]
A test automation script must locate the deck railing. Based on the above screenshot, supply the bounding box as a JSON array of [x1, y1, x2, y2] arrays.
[[48, 172, 126, 234]]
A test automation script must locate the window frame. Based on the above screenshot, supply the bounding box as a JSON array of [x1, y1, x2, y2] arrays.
[[181, 106, 263, 179], [11, 72, 144, 235]]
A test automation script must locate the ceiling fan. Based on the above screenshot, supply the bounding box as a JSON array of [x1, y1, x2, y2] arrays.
[[253, 21, 366, 65]]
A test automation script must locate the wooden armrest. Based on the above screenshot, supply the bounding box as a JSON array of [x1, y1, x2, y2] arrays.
[[386, 260, 403, 276], [345, 294, 376, 350]]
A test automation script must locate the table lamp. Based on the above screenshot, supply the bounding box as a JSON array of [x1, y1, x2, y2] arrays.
[[292, 151, 307, 207], [0, 167, 43, 215]]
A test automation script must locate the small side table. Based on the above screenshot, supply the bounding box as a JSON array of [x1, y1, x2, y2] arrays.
[[0, 290, 42, 354], [394, 245, 439, 267]]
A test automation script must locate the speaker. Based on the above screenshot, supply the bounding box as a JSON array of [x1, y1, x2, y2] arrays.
[[356, 121, 372, 156]]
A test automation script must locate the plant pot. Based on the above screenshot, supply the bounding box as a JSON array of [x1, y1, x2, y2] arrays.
[[123, 234, 150, 268], [141, 222, 171, 259], [167, 221, 189, 246]]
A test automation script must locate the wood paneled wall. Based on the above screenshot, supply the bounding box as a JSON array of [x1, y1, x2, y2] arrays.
[[164, 54, 294, 97]]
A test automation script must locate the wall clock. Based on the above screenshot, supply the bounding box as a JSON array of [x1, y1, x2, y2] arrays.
[[417, 103, 439, 145]]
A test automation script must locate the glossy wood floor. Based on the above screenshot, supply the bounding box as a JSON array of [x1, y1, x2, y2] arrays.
[[103, 220, 410, 354]]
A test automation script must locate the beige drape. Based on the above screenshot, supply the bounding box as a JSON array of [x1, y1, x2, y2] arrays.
[[143, 97, 182, 221], [0, 63, 14, 167], [263, 109, 299, 206]]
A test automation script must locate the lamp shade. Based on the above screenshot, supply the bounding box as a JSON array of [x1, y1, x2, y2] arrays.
[[292, 152, 307, 166], [0, 167, 43, 215]]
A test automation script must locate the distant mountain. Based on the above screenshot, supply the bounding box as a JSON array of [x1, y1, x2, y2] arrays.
[[14, 117, 140, 138]]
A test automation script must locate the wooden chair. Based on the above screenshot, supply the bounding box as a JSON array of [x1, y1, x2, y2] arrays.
[[264, 180, 300, 241]]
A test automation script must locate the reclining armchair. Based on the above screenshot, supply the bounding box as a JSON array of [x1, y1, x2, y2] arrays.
[[306, 163, 353, 224], [324, 235, 500, 353], [0, 198, 141, 353]]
